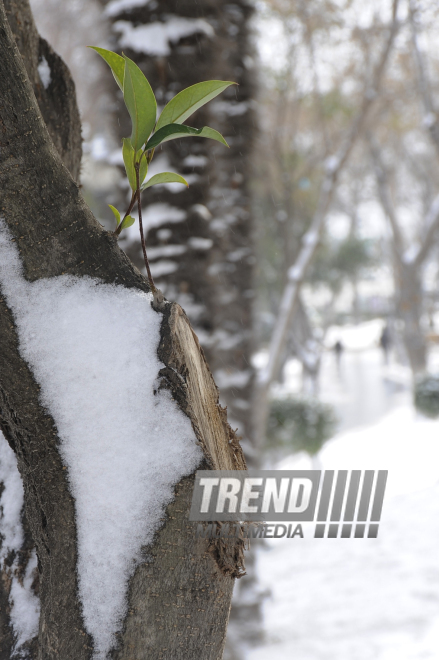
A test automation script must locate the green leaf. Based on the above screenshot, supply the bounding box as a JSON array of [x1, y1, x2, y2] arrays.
[[122, 138, 136, 190], [146, 124, 228, 150], [155, 80, 237, 131], [141, 172, 189, 191], [108, 204, 121, 228], [120, 215, 135, 231], [138, 149, 148, 186], [89, 47, 125, 91], [123, 56, 157, 151]]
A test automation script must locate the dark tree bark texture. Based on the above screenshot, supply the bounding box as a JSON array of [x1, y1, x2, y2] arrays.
[[4, 0, 82, 182]]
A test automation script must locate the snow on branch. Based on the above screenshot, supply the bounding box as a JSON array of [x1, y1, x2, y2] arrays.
[[114, 16, 214, 57], [105, 0, 152, 17], [37, 56, 51, 90], [0, 220, 203, 660], [0, 432, 40, 655]]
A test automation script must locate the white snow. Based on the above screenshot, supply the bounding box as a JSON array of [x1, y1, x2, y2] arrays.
[[288, 265, 302, 281], [9, 550, 40, 651], [37, 56, 51, 89], [144, 154, 171, 178], [227, 247, 251, 262], [105, 0, 151, 17], [214, 330, 245, 351], [247, 324, 439, 660], [176, 293, 205, 321], [156, 228, 172, 241], [188, 237, 213, 251], [114, 16, 214, 57], [120, 203, 187, 244], [246, 405, 439, 660], [402, 243, 419, 264], [142, 203, 187, 230], [0, 220, 202, 659], [0, 432, 40, 652], [422, 112, 437, 128], [214, 369, 252, 389], [208, 262, 236, 276], [302, 230, 319, 246], [191, 204, 212, 221], [108, 148, 125, 167], [183, 155, 208, 168], [325, 318, 384, 350], [147, 244, 187, 260], [210, 101, 249, 117], [89, 135, 111, 161], [324, 154, 340, 173], [150, 260, 179, 277]]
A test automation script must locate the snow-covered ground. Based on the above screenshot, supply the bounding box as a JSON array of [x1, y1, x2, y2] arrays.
[[246, 332, 439, 660]]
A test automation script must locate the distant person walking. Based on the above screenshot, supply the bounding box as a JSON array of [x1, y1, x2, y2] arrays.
[[380, 325, 391, 364], [333, 340, 344, 367]]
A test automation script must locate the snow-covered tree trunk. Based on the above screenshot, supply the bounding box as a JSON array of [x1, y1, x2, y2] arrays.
[[1, 0, 83, 656], [0, 3, 246, 658], [102, 0, 256, 457]]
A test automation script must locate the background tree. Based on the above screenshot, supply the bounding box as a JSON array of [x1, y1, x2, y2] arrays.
[[366, 1, 439, 375], [100, 0, 257, 461], [98, 4, 261, 656], [252, 0, 400, 449]]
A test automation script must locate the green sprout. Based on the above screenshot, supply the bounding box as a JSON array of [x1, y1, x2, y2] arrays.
[[89, 47, 235, 293]]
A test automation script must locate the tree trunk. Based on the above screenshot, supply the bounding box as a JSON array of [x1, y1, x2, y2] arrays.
[[102, 0, 256, 457], [3, 0, 82, 182], [101, 6, 260, 654], [1, 1, 83, 656], [395, 260, 427, 374], [0, 3, 246, 658]]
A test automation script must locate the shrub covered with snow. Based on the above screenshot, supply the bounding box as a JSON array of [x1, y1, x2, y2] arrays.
[[267, 397, 338, 456], [414, 373, 439, 419]]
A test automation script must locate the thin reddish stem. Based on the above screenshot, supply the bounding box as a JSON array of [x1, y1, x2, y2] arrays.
[[113, 190, 136, 237], [135, 164, 156, 292]]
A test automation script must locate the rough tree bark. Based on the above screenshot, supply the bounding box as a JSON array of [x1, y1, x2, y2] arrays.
[[0, 2, 246, 658], [1, 0, 83, 656], [3, 0, 82, 182]]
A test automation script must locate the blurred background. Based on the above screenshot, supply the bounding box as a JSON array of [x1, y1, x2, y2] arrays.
[[29, 0, 439, 658]]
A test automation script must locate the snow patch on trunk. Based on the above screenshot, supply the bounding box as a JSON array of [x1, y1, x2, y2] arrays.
[[0, 220, 202, 659], [0, 432, 40, 653], [119, 203, 187, 244], [105, 0, 152, 17], [114, 16, 214, 57], [37, 56, 51, 89]]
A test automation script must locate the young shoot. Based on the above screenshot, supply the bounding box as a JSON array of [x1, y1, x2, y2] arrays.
[[89, 47, 235, 293]]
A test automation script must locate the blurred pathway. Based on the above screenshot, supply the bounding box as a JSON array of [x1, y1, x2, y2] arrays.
[[318, 347, 410, 432], [245, 346, 439, 660]]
